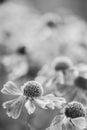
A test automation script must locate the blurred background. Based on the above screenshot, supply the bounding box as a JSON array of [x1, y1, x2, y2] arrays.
[[0, 0, 87, 130]]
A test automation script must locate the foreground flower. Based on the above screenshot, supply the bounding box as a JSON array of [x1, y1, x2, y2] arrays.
[[1, 81, 66, 119], [46, 101, 87, 130]]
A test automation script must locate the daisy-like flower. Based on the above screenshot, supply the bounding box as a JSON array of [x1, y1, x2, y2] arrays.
[[1, 80, 66, 119], [46, 101, 87, 130]]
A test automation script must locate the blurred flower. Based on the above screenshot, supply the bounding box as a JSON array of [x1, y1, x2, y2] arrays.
[[51, 56, 73, 73], [35, 56, 73, 95], [56, 64, 87, 105], [36, 57, 87, 106], [46, 101, 87, 130], [36, 56, 73, 84], [2, 54, 29, 80], [1, 80, 66, 119]]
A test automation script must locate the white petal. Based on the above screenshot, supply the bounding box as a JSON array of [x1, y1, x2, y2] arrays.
[[25, 100, 36, 114], [47, 115, 64, 130], [49, 122, 62, 130], [35, 98, 52, 109], [72, 117, 86, 129], [3, 96, 25, 119], [1, 81, 22, 95], [40, 94, 66, 109], [3, 99, 17, 109]]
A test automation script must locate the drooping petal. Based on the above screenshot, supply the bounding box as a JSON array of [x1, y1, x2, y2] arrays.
[[25, 100, 36, 114], [43, 94, 66, 109], [46, 115, 64, 130], [35, 94, 66, 110], [71, 117, 86, 129], [1, 81, 22, 95], [3, 96, 25, 119], [35, 98, 54, 109], [3, 98, 17, 109]]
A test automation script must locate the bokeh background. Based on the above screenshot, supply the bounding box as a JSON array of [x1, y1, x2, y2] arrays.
[[0, 0, 87, 130]]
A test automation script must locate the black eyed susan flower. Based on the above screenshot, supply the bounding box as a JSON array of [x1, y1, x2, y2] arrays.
[[46, 101, 87, 130], [1, 80, 66, 119]]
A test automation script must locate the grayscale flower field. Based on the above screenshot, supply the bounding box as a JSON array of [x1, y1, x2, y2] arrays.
[[0, 0, 87, 130]]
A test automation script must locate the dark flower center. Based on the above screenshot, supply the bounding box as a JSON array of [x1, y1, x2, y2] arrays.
[[65, 102, 85, 119], [55, 62, 70, 72], [74, 76, 87, 90], [23, 81, 43, 98], [46, 21, 56, 28], [17, 46, 26, 55]]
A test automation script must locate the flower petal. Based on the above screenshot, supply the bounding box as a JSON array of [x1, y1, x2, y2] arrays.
[[25, 100, 36, 114], [3, 99, 17, 109], [71, 117, 86, 129], [35, 94, 66, 110], [1, 81, 22, 95], [42, 94, 66, 109], [46, 115, 64, 130], [35, 98, 53, 109], [3, 96, 25, 119]]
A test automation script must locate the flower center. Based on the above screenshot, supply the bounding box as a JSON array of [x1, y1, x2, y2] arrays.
[[23, 81, 43, 98], [74, 76, 87, 90], [46, 21, 56, 28], [65, 102, 85, 119], [52, 57, 72, 73], [55, 62, 70, 72]]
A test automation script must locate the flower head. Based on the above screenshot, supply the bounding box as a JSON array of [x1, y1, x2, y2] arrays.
[[51, 56, 73, 73], [46, 101, 87, 130], [54, 63, 87, 105], [23, 81, 43, 98], [1, 80, 66, 119], [65, 101, 85, 119]]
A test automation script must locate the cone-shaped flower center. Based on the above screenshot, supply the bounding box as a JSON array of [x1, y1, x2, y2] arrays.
[[23, 81, 43, 98], [52, 57, 72, 72], [46, 21, 56, 28], [65, 102, 85, 119], [55, 62, 70, 72], [74, 76, 87, 90]]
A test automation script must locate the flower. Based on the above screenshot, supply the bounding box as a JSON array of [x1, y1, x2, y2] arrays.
[[51, 56, 73, 73], [46, 101, 87, 130], [1, 80, 66, 119], [55, 63, 87, 105], [35, 56, 72, 94]]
